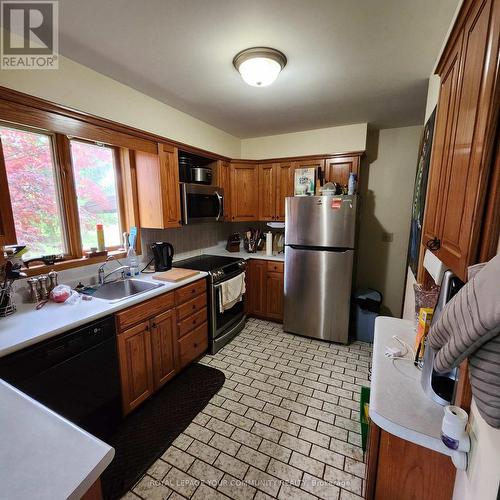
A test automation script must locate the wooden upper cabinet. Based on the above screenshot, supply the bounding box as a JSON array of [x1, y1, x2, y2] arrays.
[[117, 320, 155, 415], [0, 139, 16, 247], [151, 309, 177, 389], [421, 0, 499, 281], [421, 39, 462, 255], [324, 155, 360, 186], [135, 143, 181, 229], [294, 158, 325, 170], [276, 162, 295, 220], [258, 163, 277, 221], [230, 162, 259, 221], [217, 160, 232, 220]]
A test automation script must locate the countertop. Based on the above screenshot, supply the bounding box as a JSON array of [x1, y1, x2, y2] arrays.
[[203, 244, 285, 262], [0, 379, 114, 500], [369, 316, 452, 457], [0, 272, 208, 358]]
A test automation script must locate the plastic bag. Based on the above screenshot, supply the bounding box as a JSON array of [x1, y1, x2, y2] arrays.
[[50, 285, 81, 305], [50, 284, 72, 303]]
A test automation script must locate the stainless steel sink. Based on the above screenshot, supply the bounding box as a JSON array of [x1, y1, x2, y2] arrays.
[[83, 279, 164, 302]]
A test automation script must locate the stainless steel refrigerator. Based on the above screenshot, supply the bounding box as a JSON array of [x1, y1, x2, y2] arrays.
[[283, 195, 357, 343]]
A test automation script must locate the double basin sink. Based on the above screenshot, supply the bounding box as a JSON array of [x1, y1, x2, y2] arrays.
[[82, 279, 164, 302]]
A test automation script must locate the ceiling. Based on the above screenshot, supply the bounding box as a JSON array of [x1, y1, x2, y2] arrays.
[[58, 0, 460, 138]]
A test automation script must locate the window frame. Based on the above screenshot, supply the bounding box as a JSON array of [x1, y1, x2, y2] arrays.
[[0, 120, 131, 274], [68, 137, 126, 253]]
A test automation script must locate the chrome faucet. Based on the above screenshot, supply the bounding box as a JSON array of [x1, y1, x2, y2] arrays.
[[97, 256, 130, 285]]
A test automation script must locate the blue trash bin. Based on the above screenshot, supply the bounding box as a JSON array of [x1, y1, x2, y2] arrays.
[[354, 289, 382, 343]]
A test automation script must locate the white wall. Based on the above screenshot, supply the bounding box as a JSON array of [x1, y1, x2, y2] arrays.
[[0, 30, 241, 158], [240, 123, 367, 159], [356, 125, 421, 317]]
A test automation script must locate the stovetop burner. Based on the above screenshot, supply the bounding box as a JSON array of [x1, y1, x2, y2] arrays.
[[173, 255, 245, 281]]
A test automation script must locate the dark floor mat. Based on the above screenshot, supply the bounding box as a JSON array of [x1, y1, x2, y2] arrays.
[[101, 363, 225, 500]]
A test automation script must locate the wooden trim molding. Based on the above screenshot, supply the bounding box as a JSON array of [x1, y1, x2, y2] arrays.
[[0, 86, 231, 161]]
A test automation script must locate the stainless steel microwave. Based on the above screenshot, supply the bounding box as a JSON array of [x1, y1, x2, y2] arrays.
[[180, 183, 224, 224]]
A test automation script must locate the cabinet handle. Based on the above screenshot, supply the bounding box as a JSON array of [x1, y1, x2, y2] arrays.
[[145, 325, 149, 331], [194, 343, 198, 348], [192, 304, 196, 310], [151, 322, 157, 328], [193, 319, 197, 325], [426, 237, 441, 251], [191, 289, 196, 294]]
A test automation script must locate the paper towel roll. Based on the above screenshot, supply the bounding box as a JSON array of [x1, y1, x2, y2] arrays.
[[423, 249, 448, 285], [266, 232, 273, 256]]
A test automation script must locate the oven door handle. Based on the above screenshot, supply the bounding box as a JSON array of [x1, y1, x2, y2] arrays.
[[215, 191, 223, 221]]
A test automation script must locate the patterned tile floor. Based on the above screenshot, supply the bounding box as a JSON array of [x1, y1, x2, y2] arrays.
[[124, 318, 372, 500]]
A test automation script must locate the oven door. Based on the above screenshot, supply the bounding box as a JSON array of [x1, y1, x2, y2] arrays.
[[212, 272, 246, 339], [181, 183, 224, 224]]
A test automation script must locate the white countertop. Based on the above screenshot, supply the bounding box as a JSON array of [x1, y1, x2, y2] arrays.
[[0, 272, 207, 358], [369, 316, 452, 457], [203, 244, 285, 262], [0, 379, 114, 500]]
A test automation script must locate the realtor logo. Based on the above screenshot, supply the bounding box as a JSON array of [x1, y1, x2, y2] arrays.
[[1, 1, 58, 69]]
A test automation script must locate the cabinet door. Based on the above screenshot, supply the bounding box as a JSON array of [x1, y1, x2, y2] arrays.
[[258, 164, 277, 221], [324, 156, 360, 186], [159, 143, 182, 228], [230, 163, 259, 221], [294, 158, 325, 171], [247, 260, 267, 316], [218, 160, 232, 220], [434, 0, 497, 280], [421, 39, 462, 267], [0, 139, 16, 247], [151, 309, 177, 389], [276, 162, 294, 220], [117, 320, 154, 415], [265, 271, 284, 321]]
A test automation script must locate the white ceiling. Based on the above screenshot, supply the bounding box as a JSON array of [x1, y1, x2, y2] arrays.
[[58, 0, 459, 138]]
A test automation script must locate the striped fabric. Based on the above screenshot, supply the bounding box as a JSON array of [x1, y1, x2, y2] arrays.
[[428, 255, 500, 428]]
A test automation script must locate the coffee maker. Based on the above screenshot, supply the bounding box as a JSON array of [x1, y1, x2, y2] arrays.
[[151, 242, 174, 272], [421, 270, 464, 405]]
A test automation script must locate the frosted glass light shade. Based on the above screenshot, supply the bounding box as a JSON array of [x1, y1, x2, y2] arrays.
[[233, 47, 287, 87]]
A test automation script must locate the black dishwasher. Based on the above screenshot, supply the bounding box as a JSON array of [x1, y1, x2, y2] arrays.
[[0, 315, 122, 440]]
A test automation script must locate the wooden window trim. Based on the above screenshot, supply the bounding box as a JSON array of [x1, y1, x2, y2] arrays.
[[1, 123, 141, 271], [22, 250, 127, 277]]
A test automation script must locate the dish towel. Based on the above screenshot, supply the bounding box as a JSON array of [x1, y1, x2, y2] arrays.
[[219, 273, 246, 313], [428, 254, 500, 428]]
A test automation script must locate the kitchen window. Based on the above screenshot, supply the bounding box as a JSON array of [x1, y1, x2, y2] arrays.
[[0, 120, 130, 269], [0, 125, 66, 260], [70, 140, 123, 250]]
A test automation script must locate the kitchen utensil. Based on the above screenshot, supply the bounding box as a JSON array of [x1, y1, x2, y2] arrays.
[[226, 233, 241, 252]]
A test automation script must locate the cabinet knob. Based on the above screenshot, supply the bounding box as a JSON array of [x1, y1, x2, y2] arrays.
[[426, 237, 441, 251], [193, 319, 197, 325], [192, 304, 196, 310], [194, 343, 198, 348], [151, 322, 157, 328], [145, 325, 149, 331]]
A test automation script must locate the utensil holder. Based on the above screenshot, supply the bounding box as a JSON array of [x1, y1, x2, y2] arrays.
[[0, 283, 16, 317]]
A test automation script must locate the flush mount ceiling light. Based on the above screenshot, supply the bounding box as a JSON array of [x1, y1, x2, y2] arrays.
[[233, 47, 287, 87]]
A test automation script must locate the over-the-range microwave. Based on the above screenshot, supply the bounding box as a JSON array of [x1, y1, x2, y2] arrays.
[[181, 183, 224, 224]]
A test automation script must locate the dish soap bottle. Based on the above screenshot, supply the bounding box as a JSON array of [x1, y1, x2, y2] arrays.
[[96, 224, 105, 251], [126, 226, 139, 276]]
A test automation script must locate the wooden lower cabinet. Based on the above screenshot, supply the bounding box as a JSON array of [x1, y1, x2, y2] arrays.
[[247, 259, 284, 322], [116, 320, 155, 414], [116, 278, 208, 415], [151, 309, 177, 389], [365, 422, 455, 500]]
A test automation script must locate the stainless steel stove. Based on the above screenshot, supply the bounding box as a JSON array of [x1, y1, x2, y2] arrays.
[[174, 254, 247, 353]]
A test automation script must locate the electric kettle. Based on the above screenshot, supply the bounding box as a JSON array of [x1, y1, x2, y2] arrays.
[[151, 242, 174, 272]]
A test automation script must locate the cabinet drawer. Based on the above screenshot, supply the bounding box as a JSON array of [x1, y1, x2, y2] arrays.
[[178, 306, 208, 339], [178, 323, 208, 368], [266, 261, 284, 273], [177, 293, 207, 320], [116, 291, 175, 331], [175, 278, 207, 305]]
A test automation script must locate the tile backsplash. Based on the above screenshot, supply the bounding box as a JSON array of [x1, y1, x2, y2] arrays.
[[140, 221, 270, 262]]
